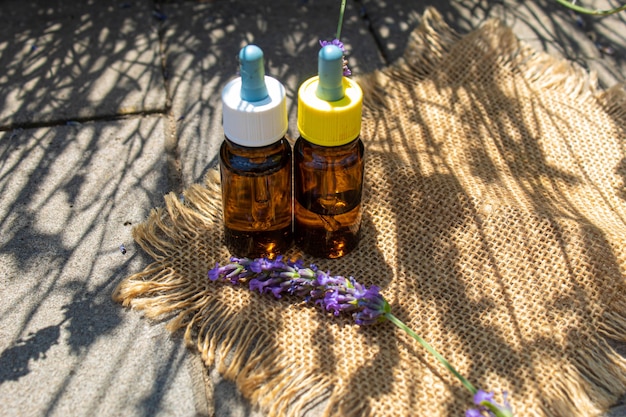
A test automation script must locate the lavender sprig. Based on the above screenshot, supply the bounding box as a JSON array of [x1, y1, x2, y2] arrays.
[[209, 256, 389, 324], [208, 257, 514, 416]]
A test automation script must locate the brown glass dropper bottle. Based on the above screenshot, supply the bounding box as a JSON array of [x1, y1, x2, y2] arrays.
[[294, 44, 364, 258], [219, 45, 292, 259]]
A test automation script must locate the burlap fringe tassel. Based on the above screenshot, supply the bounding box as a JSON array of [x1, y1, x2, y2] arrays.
[[113, 180, 338, 417], [114, 7, 626, 417]]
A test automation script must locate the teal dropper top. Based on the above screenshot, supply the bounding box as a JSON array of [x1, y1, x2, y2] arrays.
[[316, 45, 344, 102], [239, 45, 269, 102]]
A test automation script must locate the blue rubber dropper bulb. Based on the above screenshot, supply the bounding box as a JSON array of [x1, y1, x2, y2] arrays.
[[316, 45, 345, 102], [239, 45, 269, 102]]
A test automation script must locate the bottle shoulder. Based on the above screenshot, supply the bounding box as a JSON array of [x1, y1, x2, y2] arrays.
[[294, 136, 363, 163], [220, 137, 291, 174], [223, 137, 292, 153]]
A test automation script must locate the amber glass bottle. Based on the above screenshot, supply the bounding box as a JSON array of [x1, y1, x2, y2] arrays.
[[295, 44, 364, 258], [220, 138, 291, 258], [220, 45, 291, 258]]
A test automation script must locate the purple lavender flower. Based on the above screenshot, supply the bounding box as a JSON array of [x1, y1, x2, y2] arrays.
[[341, 59, 352, 76], [320, 38, 345, 51], [319, 38, 352, 76], [466, 390, 513, 417], [355, 286, 389, 325], [208, 257, 388, 324], [465, 410, 484, 417], [209, 258, 253, 284], [475, 390, 495, 406]]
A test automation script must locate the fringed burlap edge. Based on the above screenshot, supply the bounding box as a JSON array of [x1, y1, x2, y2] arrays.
[[114, 8, 626, 417], [114, 178, 340, 417]]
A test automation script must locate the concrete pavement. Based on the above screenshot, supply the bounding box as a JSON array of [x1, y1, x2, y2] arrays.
[[0, 1, 624, 416]]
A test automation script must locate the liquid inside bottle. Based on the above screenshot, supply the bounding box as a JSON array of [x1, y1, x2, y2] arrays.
[[294, 136, 364, 258], [220, 137, 292, 258]]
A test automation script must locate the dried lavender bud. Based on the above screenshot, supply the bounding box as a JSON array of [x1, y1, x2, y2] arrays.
[[208, 256, 389, 325]]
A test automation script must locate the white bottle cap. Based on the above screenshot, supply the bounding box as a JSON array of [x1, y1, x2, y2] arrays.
[[221, 45, 288, 147]]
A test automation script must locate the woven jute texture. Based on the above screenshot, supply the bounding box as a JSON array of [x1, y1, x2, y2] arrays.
[[113, 8, 626, 417]]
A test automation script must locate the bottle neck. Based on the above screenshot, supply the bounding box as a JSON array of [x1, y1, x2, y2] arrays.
[[296, 135, 362, 152], [225, 136, 288, 152]]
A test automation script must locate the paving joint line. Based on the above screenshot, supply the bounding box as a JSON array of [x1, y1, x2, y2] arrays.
[[153, 0, 184, 194], [0, 110, 168, 133], [354, 0, 391, 66]]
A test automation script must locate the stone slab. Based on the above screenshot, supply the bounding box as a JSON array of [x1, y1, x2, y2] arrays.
[[0, 0, 167, 128], [158, 0, 386, 186], [0, 117, 200, 417]]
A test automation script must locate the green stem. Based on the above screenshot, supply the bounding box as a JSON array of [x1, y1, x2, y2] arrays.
[[384, 312, 478, 395], [554, 0, 626, 16], [336, 0, 347, 40]]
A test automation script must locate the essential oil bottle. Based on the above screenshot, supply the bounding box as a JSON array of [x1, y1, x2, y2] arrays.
[[294, 44, 364, 259], [220, 45, 292, 259]]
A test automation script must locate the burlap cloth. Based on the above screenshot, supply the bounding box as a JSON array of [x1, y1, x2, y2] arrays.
[[113, 8, 626, 417]]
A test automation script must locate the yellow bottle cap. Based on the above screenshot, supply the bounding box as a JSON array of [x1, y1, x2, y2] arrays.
[[297, 76, 362, 146], [298, 45, 363, 146], [297, 44, 362, 147]]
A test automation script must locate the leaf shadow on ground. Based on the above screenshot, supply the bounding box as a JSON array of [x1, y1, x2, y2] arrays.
[[0, 1, 185, 416], [360, 0, 626, 88], [1, 1, 625, 416]]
